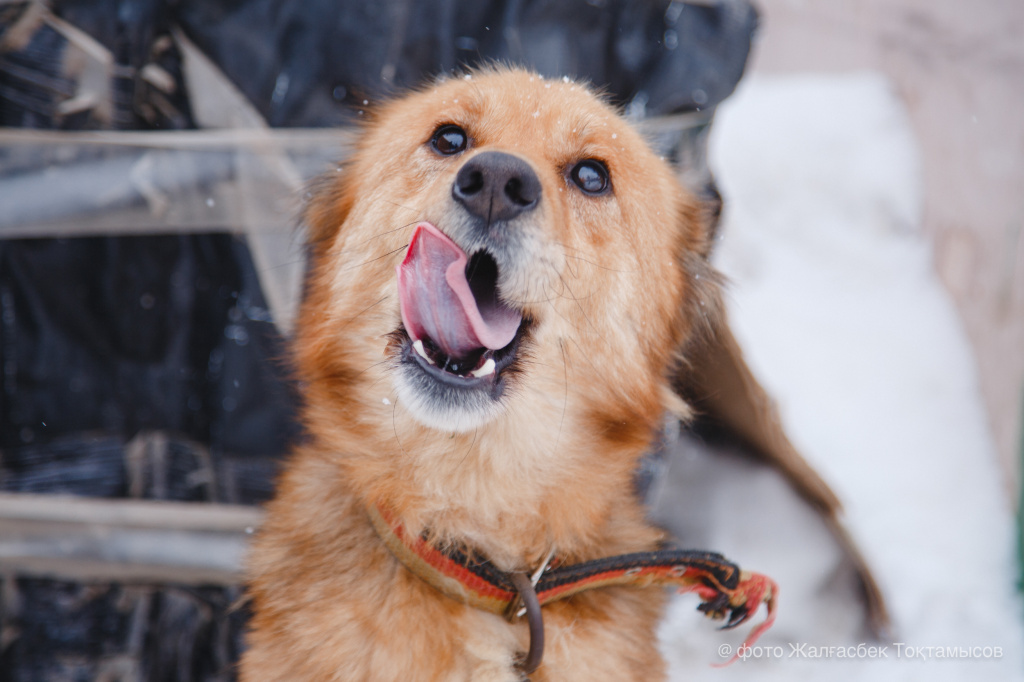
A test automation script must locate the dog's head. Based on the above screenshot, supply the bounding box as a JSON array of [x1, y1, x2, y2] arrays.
[[298, 67, 717, 467]]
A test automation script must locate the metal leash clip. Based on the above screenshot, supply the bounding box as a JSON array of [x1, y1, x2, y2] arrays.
[[507, 549, 555, 676]]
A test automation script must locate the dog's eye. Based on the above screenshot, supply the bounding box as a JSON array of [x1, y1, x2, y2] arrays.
[[569, 160, 610, 195], [431, 125, 468, 155]]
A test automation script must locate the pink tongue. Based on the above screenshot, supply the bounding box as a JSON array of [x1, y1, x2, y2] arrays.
[[397, 223, 522, 358]]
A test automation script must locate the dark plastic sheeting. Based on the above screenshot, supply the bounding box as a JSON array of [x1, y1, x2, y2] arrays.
[[175, 0, 757, 125], [1, 235, 299, 462]]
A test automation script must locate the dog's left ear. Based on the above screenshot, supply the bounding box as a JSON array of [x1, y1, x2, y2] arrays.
[[673, 188, 724, 344], [671, 181, 840, 515], [670, 187, 892, 639]]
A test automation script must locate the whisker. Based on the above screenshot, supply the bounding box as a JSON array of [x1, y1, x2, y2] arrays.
[[556, 241, 634, 273], [341, 295, 390, 328], [538, 283, 576, 330], [391, 397, 410, 458], [342, 243, 409, 272], [554, 339, 568, 450], [564, 335, 604, 376], [456, 425, 481, 469], [376, 197, 422, 213], [564, 253, 631, 273], [257, 257, 308, 273], [352, 357, 392, 381], [351, 219, 421, 247], [512, 291, 563, 305], [557, 273, 600, 335]]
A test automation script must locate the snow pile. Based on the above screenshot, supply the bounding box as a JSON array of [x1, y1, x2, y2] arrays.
[[660, 73, 1023, 681]]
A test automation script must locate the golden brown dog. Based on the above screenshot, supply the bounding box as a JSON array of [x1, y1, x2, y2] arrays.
[[241, 67, 736, 681]]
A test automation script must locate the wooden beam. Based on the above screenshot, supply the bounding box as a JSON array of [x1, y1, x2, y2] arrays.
[[0, 492, 263, 585]]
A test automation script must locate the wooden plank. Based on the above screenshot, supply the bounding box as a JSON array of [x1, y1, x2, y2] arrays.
[[0, 493, 263, 585], [0, 113, 708, 239]]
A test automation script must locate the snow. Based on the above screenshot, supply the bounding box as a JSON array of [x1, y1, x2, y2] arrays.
[[659, 73, 1024, 680]]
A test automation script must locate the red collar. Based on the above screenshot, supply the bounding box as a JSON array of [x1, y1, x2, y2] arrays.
[[368, 503, 776, 671]]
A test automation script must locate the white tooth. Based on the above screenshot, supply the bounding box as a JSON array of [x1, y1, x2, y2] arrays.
[[412, 339, 435, 365], [470, 358, 496, 378]]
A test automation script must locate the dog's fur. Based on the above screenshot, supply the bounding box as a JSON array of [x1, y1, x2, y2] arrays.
[[241, 68, 724, 681]]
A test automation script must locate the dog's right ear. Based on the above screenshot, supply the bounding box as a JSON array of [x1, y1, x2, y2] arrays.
[[301, 165, 359, 260]]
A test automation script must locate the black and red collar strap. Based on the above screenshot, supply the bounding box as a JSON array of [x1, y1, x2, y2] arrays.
[[367, 503, 777, 670]]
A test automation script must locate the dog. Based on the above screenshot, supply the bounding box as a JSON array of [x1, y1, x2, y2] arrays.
[[240, 67, 775, 681]]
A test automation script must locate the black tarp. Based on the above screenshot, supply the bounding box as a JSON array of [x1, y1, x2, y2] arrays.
[[0, 1, 756, 678]]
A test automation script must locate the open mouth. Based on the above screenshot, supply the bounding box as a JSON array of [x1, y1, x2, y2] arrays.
[[396, 223, 526, 387]]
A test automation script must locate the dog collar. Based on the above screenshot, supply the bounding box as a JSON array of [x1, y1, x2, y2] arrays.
[[367, 503, 777, 674]]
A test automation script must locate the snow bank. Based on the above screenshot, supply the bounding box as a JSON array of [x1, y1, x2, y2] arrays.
[[660, 73, 1023, 681]]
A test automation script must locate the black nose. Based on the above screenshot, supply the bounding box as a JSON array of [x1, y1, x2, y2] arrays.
[[452, 151, 541, 223]]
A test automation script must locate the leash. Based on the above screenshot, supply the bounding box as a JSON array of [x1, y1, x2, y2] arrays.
[[367, 504, 777, 675]]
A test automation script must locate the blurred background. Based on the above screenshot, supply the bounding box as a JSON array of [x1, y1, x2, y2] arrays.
[[0, 0, 1021, 680], [751, 0, 1024, 520], [658, 2, 1024, 679]]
